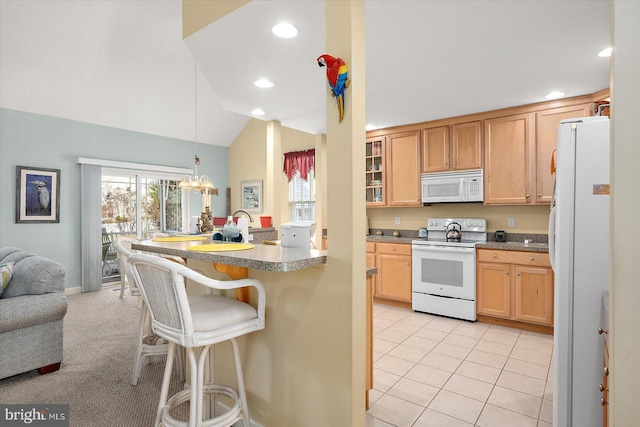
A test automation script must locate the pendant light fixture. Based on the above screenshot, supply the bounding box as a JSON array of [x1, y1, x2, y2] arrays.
[[178, 61, 218, 196]]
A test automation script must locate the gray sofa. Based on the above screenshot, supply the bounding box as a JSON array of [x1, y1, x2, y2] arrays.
[[0, 247, 68, 379]]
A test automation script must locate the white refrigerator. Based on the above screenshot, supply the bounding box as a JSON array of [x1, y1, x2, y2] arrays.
[[549, 116, 610, 427]]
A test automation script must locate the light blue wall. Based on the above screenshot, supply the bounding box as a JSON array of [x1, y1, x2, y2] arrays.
[[0, 108, 229, 289]]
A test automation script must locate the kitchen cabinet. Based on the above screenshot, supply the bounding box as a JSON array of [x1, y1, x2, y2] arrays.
[[477, 249, 554, 326], [386, 131, 422, 207], [421, 121, 482, 173], [366, 137, 386, 206], [484, 113, 536, 205], [602, 337, 609, 426], [375, 242, 412, 303], [366, 242, 376, 292], [535, 104, 591, 204]]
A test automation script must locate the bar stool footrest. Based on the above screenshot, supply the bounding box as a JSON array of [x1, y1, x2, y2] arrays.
[[161, 384, 243, 427]]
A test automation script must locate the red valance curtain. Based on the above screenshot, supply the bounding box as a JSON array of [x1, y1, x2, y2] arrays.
[[283, 149, 315, 182]]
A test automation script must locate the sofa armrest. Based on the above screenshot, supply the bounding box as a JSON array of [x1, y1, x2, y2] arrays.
[[0, 293, 68, 333]]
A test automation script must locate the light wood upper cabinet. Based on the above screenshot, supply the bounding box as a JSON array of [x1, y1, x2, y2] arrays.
[[386, 131, 422, 207], [484, 113, 535, 205], [421, 122, 482, 173], [535, 104, 591, 204], [365, 137, 386, 206], [421, 126, 449, 172], [452, 121, 483, 170]]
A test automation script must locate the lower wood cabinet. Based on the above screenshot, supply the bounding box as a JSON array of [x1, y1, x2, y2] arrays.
[[602, 338, 609, 426], [477, 249, 554, 326], [375, 242, 412, 303]]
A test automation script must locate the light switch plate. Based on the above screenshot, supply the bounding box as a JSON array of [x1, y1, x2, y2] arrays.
[[395, 217, 401, 225], [508, 217, 516, 227]]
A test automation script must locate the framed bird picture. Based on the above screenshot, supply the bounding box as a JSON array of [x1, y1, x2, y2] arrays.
[[16, 166, 61, 223]]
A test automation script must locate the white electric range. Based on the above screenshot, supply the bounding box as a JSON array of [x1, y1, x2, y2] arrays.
[[411, 218, 487, 321]]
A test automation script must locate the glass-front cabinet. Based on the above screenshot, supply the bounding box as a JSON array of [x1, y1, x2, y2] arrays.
[[366, 137, 386, 206]]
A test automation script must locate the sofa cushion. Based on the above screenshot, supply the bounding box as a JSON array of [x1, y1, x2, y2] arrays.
[[0, 262, 13, 296]]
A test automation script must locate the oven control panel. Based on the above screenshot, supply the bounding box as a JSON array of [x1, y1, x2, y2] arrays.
[[427, 218, 487, 232]]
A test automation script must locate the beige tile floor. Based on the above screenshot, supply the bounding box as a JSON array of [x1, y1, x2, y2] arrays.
[[366, 303, 554, 427]]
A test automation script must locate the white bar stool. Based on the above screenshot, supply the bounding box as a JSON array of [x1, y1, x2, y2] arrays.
[[114, 236, 184, 386], [128, 254, 265, 427]]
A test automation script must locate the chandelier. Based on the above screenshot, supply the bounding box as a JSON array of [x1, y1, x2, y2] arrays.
[[178, 60, 218, 196], [178, 154, 217, 194]]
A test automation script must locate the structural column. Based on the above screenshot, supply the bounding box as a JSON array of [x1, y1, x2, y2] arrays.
[[325, 1, 367, 425]]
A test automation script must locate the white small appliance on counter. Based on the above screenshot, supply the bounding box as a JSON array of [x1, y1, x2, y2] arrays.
[[421, 169, 483, 203], [412, 218, 486, 321], [281, 221, 317, 249]]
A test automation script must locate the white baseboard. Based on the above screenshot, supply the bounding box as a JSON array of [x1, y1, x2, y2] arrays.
[[65, 286, 82, 295]]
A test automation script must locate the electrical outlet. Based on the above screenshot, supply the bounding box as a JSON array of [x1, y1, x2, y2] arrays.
[[508, 217, 516, 227], [395, 216, 401, 225]]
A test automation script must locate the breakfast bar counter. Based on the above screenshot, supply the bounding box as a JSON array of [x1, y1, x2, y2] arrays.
[[130, 238, 368, 426], [132, 239, 327, 272]]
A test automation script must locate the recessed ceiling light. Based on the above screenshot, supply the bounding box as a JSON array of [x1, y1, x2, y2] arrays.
[[254, 79, 274, 88], [251, 109, 266, 116], [365, 124, 377, 131], [545, 91, 565, 100], [597, 47, 612, 57], [272, 23, 298, 38]]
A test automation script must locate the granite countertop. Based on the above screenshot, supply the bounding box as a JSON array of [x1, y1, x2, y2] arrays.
[[476, 241, 549, 253], [366, 235, 415, 244], [132, 239, 326, 272]]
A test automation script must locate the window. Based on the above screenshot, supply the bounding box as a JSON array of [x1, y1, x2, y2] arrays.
[[101, 170, 186, 239], [288, 170, 316, 221], [284, 149, 316, 222]]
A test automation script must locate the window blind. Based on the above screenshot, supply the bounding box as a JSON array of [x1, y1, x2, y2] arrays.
[[288, 170, 316, 221]]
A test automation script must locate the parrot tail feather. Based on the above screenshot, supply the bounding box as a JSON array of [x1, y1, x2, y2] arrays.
[[337, 93, 344, 122]]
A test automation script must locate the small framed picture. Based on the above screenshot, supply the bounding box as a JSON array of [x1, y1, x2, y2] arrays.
[[240, 180, 263, 213], [16, 166, 61, 223]]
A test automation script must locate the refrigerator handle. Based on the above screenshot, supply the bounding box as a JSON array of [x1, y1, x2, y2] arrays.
[[548, 205, 556, 272]]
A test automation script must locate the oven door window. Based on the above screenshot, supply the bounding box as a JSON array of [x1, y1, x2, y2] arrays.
[[421, 258, 463, 287]]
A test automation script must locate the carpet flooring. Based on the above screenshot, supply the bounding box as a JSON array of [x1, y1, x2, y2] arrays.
[[0, 286, 184, 427]]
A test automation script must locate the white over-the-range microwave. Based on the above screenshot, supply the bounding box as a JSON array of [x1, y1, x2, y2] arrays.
[[421, 169, 484, 203]]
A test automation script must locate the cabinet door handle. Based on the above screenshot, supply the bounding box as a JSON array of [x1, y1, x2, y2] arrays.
[[601, 397, 608, 406], [526, 193, 531, 199], [505, 271, 510, 275], [530, 256, 534, 261], [604, 367, 609, 376], [538, 192, 543, 197], [493, 254, 497, 259], [406, 262, 410, 266], [391, 247, 395, 251], [517, 273, 521, 276], [599, 384, 609, 392], [598, 327, 608, 335]]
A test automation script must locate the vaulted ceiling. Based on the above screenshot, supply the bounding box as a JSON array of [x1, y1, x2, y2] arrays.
[[0, 1, 610, 148]]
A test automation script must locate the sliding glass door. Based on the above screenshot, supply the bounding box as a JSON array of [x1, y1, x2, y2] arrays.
[[101, 169, 187, 240]]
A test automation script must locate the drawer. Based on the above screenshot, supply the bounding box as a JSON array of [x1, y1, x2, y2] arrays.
[[377, 242, 411, 256], [477, 249, 552, 267], [366, 242, 376, 253]]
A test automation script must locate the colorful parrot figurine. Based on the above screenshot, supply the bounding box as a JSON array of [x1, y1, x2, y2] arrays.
[[317, 54, 351, 122]]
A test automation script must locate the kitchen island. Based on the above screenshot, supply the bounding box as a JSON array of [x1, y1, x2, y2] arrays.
[[132, 239, 368, 426]]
